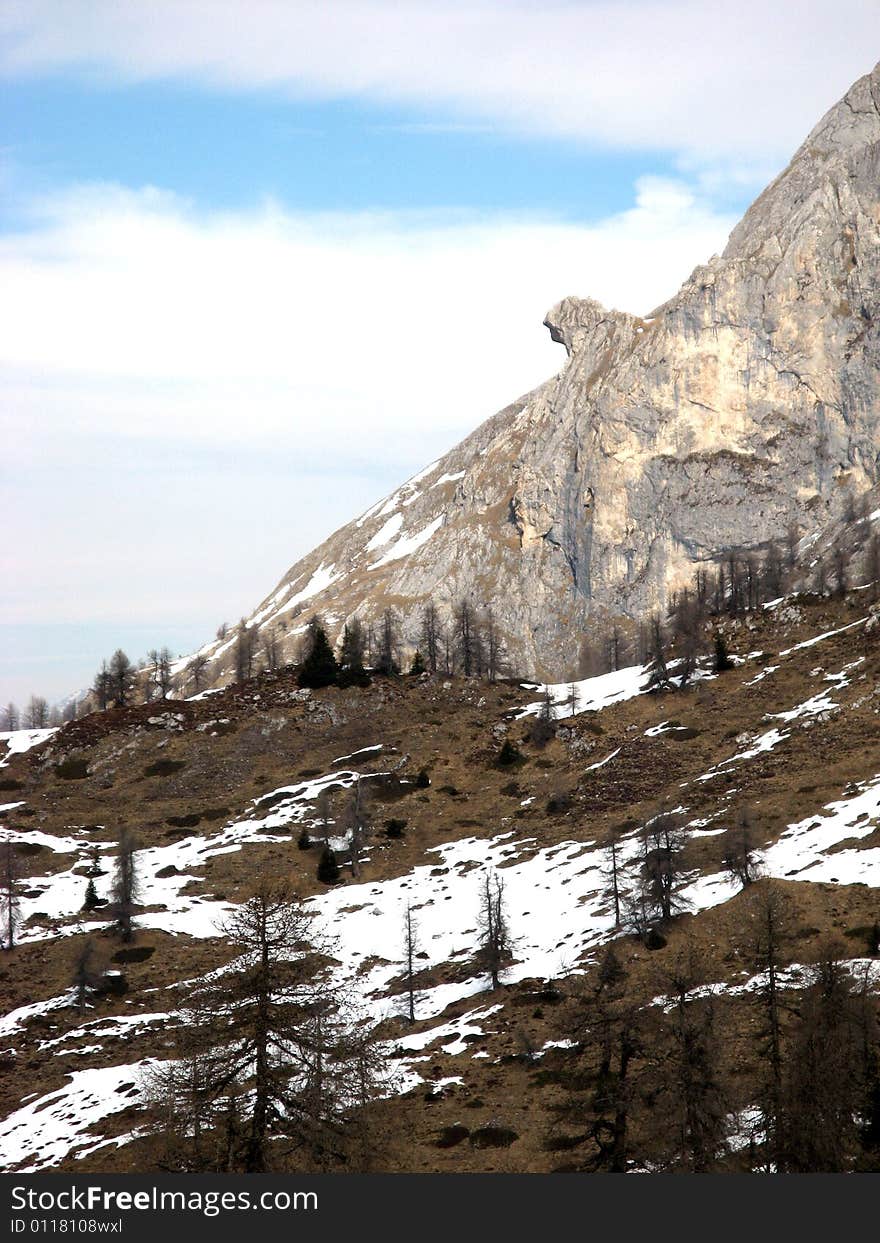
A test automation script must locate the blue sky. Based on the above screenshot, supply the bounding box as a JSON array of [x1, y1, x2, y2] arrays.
[[1, 1, 878, 706], [2, 78, 674, 224]]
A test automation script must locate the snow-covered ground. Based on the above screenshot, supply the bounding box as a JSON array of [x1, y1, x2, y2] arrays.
[[5, 616, 880, 1170], [519, 664, 649, 720], [1, 765, 387, 944], [0, 1062, 154, 1172], [762, 774, 880, 886], [0, 727, 56, 767]]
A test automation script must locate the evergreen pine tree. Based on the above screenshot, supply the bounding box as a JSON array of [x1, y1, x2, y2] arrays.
[[298, 619, 339, 689], [338, 620, 370, 687], [408, 648, 426, 676], [83, 877, 100, 910]]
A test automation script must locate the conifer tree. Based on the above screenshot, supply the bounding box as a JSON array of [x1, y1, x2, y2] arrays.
[[338, 620, 370, 687], [108, 649, 135, 708], [144, 886, 383, 1171], [298, 619, 339, 689]]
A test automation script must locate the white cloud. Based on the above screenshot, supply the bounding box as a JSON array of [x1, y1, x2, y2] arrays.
[[1, 1, 877, 165], [0, 174, 735, 658], [0, 176, 735, 455]]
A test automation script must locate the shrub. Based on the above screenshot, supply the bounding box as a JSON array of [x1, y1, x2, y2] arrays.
[[317, 847, 340, 884], [165, 813, 201, 828], [297, 827, 312, 851], [436, 1124, 470, 1148], [143, 758, 186, 778], [415, 769, 431, 788], [546, 789, 572, 815], [112, 945, 154, 964], [384, 818, 407, 839], [713, 634, 734, 672], [56, 757, 89, 780], [496, 740, 523, 768]]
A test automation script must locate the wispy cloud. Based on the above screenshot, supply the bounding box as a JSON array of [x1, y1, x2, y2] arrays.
[[1, 1, 876, 167], [1, 175, 735, 654]]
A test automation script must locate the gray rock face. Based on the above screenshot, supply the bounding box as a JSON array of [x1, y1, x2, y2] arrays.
[[199, 63, 880, 682]]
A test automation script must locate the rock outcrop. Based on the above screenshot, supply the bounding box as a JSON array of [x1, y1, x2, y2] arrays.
[[196, 62, 880, 681]]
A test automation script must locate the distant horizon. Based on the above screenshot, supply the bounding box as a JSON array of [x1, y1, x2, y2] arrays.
[[3, 2, 878, 706]]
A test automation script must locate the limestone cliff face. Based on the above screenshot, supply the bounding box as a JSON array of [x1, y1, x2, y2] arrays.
[[198, 63, 880, 681]]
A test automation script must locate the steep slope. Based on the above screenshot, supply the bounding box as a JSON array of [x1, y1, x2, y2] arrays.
[[189, 63, 880, 684], [3, 577, 880, 1171]]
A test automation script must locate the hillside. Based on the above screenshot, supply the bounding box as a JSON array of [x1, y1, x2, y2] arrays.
[[170, 61, 880, 687], [3, 559, 880, 1171]]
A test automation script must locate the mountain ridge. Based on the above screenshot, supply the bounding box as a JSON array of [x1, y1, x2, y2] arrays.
[[183, 60, 880, 685]]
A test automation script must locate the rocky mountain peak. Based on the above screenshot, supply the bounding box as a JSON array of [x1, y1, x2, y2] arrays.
[[184, 61, 880, 686]]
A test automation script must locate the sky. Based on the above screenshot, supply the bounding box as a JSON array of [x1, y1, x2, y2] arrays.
[[2, 1, 879, 706]]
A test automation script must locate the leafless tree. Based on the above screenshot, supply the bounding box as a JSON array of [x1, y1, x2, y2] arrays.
[[639, 809, 689, 923], [779, 946, 874, 1171], [785, 523, 800, 572], [483, 607, 506, 682], [566, 681, 580, 716], [419, 602, 441, 674], [71, 938, 102, 1014], [92, 661, 111, 711], [646, 614, 675, 693], [746, 881, 792, 1166], [24, 695, 49, 729], [672, 592, 701, 689], [234, 620, 255, 683], [654, 952, 728, 1171], [402, 903, 419, 1024], [2, 702, 20, 731], [144, 885, 384, 1172], [476, 870, 510, 989], [315, 788, 333, 847], [831, 540, 849, 598], [722, 806, 762, 889], [1, 841, 21, 950], [606, 838, 622, 930], [763, 541, 784, 599], [263, 625, 283, 674], [813, 556, 828, 596], [376, 609, 400, 676], [111, 828, 139, 942], [190, 651, 210, 694], [608, 624, 625, 672], [147, 647, 174, 700], [570, 946, 641, 1171], [863, 530, 880, 602], [454, 599, 481, 677], [343, 779, 372, 878]]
